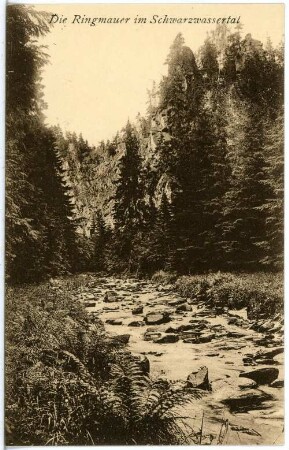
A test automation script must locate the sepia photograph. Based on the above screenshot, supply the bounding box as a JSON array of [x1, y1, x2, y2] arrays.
[[5, 2, 284, 446]]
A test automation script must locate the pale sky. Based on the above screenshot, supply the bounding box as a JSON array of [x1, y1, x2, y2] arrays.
[[35, 3, 284, 146]]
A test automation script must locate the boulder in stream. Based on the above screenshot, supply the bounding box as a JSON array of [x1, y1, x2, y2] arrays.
[[144, 311, 170, 325], [239, 367, 279, 385], [186, 366, 210, 390]]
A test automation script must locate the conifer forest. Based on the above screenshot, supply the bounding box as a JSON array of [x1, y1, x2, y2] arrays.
[[6, 5, 284, 446]]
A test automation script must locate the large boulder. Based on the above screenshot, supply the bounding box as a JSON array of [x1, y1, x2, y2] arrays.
[[239, 367, 279, 385], [144, 311, 170, 325], [186, 366, 210, 390]]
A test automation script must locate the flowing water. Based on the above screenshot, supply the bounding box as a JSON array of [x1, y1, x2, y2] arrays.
[[76, 275, 284, 445]]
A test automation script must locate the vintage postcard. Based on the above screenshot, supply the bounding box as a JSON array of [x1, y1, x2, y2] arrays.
[[5, 2, 284, 446]]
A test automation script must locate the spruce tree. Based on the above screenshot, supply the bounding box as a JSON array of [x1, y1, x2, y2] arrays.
[[6, 5, 77, 282], [112, 121, 146, 270]]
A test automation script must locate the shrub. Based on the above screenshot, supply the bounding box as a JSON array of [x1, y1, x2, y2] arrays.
[[151, 270, 178, 285], [173, 272, 283, 318]]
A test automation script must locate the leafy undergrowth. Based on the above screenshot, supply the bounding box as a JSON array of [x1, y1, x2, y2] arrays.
[[6, 277, 200, 446], [153, 270, 283, 320]]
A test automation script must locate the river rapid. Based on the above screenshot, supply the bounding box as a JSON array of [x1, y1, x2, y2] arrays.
[[75, 275, 284, 445]]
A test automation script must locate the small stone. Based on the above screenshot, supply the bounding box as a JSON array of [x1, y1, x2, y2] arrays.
[[255, 347, 283, 360], [176, 324, 195, 332], [168, 298, 186, 306], [254, 358, 278, 365], [154, 334, 179, 344], [128, 320, 145, 327], [270, 379, 284, 388], [139, 355, 150, 374], [143, 331, 162, 341], [165, 326, 177, 333], [238, 378, 257, 389], [104, 291, 119, 303], [132, 305, 144, 315], [106, 319, 122, 325], [114, 334, 130, 344], [176, 303, 192, 313], [227, 331, 246, 338], [199, 332, 215, 343], [84, 302, 96, 308], [183, 338, 199, 344]]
